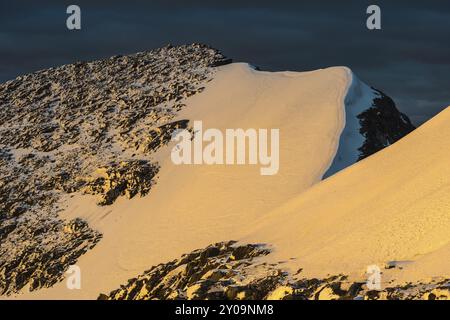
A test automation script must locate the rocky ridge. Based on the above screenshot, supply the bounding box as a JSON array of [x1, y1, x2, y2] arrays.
[[358, 88, 415, 160], [0, 43, 230, 295], [99, 241, 450, 301]]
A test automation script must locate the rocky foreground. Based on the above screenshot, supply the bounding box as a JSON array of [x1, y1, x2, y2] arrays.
[[99, 241, 449, 300]]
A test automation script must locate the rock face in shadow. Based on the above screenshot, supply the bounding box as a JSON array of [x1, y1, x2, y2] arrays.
[[0, 43, 228, 295], [99, 241, 449, 300], [358, 88, 415, 160]]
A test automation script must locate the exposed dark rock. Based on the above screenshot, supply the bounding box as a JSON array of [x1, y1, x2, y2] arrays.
[[0, 218, 101, 295], [210, 58, 233, 68], [82, 160, 159, 206], [144, 119, 190, 153], [99, 241, 273, 300], [99, 241, 450, 301], [357, 88, 415, 160]]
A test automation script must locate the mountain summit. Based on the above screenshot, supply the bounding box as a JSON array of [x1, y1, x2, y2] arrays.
[[2, 44, 443, 301]]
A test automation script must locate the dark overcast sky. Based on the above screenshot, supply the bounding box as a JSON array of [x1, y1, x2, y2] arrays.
[[1, 1, 449, 125]]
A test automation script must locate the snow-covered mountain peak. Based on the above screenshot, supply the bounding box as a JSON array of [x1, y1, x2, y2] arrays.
[[1, 44, 433, 300]]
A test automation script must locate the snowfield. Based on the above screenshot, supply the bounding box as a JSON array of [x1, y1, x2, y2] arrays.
[[243, 105, 450, 285], [13, 63, 448, 299]]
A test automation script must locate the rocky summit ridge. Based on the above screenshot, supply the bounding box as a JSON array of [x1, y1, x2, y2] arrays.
[[0, 43, 229, 295]]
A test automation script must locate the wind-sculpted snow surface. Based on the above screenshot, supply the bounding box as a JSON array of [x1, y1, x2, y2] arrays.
[[242, 107, 450, 290], [0, 44, 229, 295]]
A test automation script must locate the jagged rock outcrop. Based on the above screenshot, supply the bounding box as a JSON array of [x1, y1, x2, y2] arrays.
[[1, 218, 101, 295], [358, 88, 415, 160], [82, 160, 159, 206], [0, 43, 228, 295], [99, 241, 449, 301], [98, 241, 278, 300]]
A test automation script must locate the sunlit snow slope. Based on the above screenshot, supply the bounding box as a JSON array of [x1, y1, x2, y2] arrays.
[[18, 63, 357, 299], [243, 106, 450, 285], [15, 63, 424, 300]]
